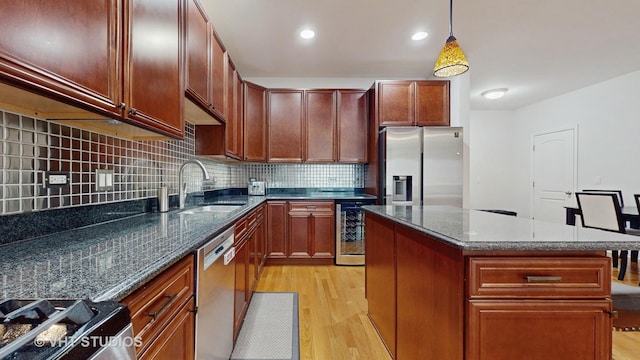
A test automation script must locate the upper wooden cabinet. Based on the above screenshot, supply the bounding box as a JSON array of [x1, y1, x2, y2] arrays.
[[376, 80, 450, 127], [337, 90, 368, 162], [244, 82, 267, 162], [267, 89, 304, 162], [185, 0, 210, 107], [224, 57, 243, 159], [0, 0, 186, 139], [305, 90, 336, 162], [210, 30, 226, 120], [124, 0, 185, 138]]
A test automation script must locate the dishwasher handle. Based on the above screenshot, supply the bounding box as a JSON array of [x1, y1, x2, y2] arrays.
[[204, 235, 234, 270]]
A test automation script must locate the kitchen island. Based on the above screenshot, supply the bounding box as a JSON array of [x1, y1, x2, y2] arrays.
[[363, 205, 640, 360]]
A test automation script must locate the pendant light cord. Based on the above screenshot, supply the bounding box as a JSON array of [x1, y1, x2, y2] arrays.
[[449, 0, 454, 37]]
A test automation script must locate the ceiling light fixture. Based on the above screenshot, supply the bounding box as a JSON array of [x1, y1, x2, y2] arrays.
[[433, 0, 469, 77], [481, 88, 508, 100], [412, 31, 429, 41], [300, 29, 315, 39]]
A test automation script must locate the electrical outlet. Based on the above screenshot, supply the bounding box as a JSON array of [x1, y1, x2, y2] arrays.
[[44, 172, 70, 188], [95, 169, 114, 191]]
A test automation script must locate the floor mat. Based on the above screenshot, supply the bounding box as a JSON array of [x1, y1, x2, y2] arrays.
[[230, 292, 300, 360]]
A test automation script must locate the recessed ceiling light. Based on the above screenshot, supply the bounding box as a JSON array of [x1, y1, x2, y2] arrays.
[[412, 31, 429, 41], [300, 29, 315, 39], [481, 88, 508, 100]]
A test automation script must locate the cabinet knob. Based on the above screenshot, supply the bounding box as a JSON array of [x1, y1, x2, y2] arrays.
[[128, 108, 137, 115], [118, 102, 126, 110]]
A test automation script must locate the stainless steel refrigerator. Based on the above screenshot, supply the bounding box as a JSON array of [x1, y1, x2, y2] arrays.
[[379, 127, 463, 206]]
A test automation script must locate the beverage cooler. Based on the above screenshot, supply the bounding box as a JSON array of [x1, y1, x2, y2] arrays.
[[335, 199, 376, 265]]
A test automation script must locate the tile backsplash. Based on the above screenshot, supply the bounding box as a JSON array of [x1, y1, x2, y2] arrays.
[[0, 108, 366, 216]]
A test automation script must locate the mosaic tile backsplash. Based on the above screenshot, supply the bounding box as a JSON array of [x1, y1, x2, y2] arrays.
[[0, 108, 365, 216]]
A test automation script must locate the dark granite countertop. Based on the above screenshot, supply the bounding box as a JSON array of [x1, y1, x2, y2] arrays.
[[363, 205, 640, 251], [0, 191, 376, 302]]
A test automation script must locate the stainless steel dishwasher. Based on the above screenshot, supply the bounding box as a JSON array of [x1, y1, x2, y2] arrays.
[[195, 225, 236, 360]]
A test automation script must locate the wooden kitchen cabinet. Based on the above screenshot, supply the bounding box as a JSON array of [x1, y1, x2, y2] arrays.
[[267, 89, 304, 162], [266, 201, 288, 259], [364, 213, 397, 358], [225, 58, 244, 159], [244, 82, 267, 161], [185, 0, 210, 110], [337, 89, 368, 162], [266, 201, 335, 264], [210, 29, 226, 120], [376, 80, 450, 127], [255, 204, 267, 274], [233, 230, 249, 340], [0, 0, 186, 139], [122, 255, 195, 358], [304, 89, 368, 163], [305, 90, 336, 162], [365, 212, 613, 360]]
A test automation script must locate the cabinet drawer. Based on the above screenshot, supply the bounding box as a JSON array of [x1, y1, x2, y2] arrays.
[[467, 257, 610, 299], [288, 201, 334, 213], [123, 255, 194, 355]]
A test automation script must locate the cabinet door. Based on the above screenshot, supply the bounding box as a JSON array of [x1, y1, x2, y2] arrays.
[[233, 238, 248, 340], [311, 211, 335, 258], [124, 0, 185, 138], [0, 1, 122, 117], [267, 90, 304, 162], [377, 81, 414, 127], [139, 299, 195, 360], [396, 226, 464, 360], [185, 0, 210, 108], [415, 81, 450, 126], [244, 82, 267, 161], [305, 90, 336, 162], [466, 300, 612, 360], [288, 211, 312, 259], [210, 29, 225, 119], [224, 61, 243, 159], [266, 201, 287, 259], [247, 228, 257, 294], [364, 213, 397, 358], [337, 90, 368, 163], [256, 205, 267, 274]]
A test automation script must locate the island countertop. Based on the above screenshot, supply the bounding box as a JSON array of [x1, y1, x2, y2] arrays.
[[362, 205, 640, 251]]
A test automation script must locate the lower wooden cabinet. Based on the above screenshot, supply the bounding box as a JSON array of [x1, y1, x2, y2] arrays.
[[233, 204, 266, 340], [122, 255, 195, 358], [139, 297, 195, 360], [266, 200, 335, 265], [466, 300, 611, 360], [365, 212, 613, 360]]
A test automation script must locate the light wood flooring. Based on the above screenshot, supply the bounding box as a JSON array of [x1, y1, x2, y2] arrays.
[[256, 260, 639, 360]]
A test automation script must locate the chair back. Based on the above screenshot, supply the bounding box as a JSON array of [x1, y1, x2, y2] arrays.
[[635, 194, 640, 213], [575, 192, 625, 232], [582, 189, 624, 208]]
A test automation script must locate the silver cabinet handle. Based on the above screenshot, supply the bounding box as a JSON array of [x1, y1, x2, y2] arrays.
[[525, 276, 562, 283]]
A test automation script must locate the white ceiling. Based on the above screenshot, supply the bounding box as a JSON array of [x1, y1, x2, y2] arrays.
[[200, 0, 640, 111]]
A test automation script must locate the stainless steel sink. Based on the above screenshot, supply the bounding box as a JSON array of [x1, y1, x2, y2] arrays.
[[179, 205, 243, 215]]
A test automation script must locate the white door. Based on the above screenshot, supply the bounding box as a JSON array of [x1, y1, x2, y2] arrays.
[[532, 129, 576, 223]]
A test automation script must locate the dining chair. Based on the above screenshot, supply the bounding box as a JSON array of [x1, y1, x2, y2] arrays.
[[575, 192, 639, 280], [582, 189, 625, 207]]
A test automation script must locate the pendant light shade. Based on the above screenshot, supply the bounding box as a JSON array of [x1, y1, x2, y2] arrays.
[[433, 0, 469, 77]]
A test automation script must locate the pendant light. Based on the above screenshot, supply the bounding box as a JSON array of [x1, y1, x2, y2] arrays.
[[433, 0, 469, 77]]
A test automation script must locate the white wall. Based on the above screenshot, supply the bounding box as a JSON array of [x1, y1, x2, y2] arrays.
[[470, 69, 640, 218], [468, 110, 517, 213]]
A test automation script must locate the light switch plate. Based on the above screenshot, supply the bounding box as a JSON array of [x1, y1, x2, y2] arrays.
[[95, 169, 114, 191]]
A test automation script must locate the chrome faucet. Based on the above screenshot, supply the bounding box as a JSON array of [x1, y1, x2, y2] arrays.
[[179, 159, 211, 209]]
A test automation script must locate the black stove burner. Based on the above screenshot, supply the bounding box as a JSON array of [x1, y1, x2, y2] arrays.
[[0, 299, 131, 360]]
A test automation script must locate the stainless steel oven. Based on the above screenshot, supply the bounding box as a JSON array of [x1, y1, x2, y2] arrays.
[[335, 199, 376, 265]]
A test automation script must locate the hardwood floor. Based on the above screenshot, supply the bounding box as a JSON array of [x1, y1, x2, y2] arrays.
[[256, 259, 639, 360], [255, 265, 391, 360], [612, 257, 640, 360]]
